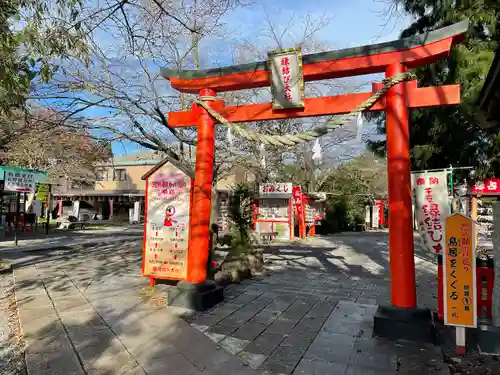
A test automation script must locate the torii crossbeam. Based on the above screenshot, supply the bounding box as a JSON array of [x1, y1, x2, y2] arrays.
[[160, 20, 468, 333]]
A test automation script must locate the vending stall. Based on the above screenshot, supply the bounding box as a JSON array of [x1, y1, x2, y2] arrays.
[[254, 182, 294, 241]]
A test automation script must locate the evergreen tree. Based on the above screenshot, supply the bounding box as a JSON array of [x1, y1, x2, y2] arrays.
[[368, 1, 500, 179]]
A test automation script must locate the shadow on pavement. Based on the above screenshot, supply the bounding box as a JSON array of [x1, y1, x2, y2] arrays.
[[11, 239, 255, 375]]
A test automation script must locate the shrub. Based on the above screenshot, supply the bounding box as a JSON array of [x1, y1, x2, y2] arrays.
[[228, 182, 255, 250]]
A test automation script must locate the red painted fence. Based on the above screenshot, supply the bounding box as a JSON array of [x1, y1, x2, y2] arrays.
[[437, 255, 494, 321]]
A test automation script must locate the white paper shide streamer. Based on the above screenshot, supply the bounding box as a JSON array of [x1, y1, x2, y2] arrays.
[[311, 139, 322, 163], [356, 112, 364, 141], [227, 126, 233, 147], [259, 143, 267, 169]]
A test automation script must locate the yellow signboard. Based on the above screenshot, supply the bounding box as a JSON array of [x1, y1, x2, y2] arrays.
[[444, 213, 477, 327], [36, 184, 49, 202]]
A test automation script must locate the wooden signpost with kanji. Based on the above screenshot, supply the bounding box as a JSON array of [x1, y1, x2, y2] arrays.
[[158, 19, 469, 324], [444, 213, 477, 355]]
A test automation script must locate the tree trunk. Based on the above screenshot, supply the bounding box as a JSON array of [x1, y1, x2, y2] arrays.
[[492, 202, 500, 327], [211, 182, 218, 228]]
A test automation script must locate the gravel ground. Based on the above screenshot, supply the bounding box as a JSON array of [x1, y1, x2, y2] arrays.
[[0, 271, 27, 375], [436, 321, 500, 375]]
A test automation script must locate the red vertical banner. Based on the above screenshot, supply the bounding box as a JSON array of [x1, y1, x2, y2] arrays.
[[301, 195, 309, 238], [293, 186, 305, 238], [252, 201, 257, 231], [375, 200, 385, 227], [379, 201, 385, 227]]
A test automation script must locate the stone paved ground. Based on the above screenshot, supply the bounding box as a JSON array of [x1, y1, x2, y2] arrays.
[[0, 272, 27, 375], [6, 239, 256, 375], [0, 224, 143, 253], [2, 231, 449, 375], [177, 232, 446, 374]]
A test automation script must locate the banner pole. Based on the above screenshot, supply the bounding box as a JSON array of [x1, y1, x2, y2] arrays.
[[449, 165, 454, 214]]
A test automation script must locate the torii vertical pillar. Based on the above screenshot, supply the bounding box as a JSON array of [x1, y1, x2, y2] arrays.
[[386, 63, 417, 307], [373, 63, 432, 342], [168, 88, 224, 310]]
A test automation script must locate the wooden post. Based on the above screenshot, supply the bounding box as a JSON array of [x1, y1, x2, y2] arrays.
[[109, 199, 114, 220], [186, 88, 217, 284], [456, 327, 466, 355], [14, 192, 20, 246], [386, 63, 417, 308], [0, 185, 3, 229], [45, 184, 51, 235], [471, 195, 478, 245]]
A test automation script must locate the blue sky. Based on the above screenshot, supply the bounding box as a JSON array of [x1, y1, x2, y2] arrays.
[[225, 0, 411, 48], [41, 0, 413, 156]]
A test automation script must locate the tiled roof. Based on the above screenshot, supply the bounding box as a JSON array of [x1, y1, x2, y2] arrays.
[[98, 147, 196, 167], [97, 150, 166, 166]]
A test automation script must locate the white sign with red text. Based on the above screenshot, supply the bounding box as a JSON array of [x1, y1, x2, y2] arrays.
[[412, 171, 449, 254], [259, 182, 293, 196], [143, 163, 191, 280], [471, 178, 500, 194]]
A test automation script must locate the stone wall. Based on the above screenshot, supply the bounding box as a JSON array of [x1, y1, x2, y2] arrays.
[[492, 202, 500, 327]]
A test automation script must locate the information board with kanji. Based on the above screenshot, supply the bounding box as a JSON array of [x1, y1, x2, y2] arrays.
[[4, 171, 36, 193], [471, 178, 500, 194], [444, 213, 477, 328], [142, 163, 191, 280]]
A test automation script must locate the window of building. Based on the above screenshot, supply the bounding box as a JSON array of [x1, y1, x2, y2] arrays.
[[96, 169, 108, 181], [113, 168, 127, 181]]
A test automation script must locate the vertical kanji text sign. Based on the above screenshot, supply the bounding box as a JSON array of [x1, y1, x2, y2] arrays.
[[443, 213, 477, 328], [268, 47, 304, 110]]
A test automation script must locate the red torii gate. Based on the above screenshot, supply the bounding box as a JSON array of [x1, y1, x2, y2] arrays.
[[162, 20, 468, 336]]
